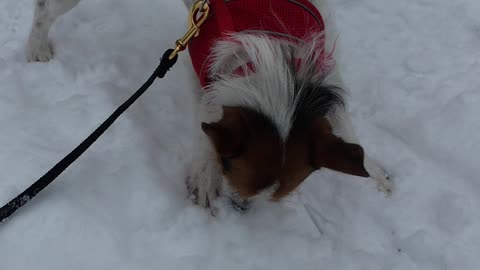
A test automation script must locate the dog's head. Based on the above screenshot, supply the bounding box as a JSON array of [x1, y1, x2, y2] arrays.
[[200, 34, 369, 208], [202, 107, 369, 208]]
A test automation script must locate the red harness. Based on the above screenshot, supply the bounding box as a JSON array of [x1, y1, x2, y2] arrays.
[[188, 0, 325, 87]]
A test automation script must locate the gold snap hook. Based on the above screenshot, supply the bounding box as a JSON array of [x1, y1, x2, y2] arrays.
[[169, 0, 210, 60]]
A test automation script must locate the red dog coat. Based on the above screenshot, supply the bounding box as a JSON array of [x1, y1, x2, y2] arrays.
[[188, 0, 325, 87]]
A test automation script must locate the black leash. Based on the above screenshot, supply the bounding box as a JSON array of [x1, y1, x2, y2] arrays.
[[0, 49, 178, 224]]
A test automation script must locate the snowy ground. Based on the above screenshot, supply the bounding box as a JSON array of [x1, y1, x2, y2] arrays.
[[1, 0, 479, 269]]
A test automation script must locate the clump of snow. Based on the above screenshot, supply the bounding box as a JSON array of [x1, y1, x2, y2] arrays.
[[1, 0, 479, 269]]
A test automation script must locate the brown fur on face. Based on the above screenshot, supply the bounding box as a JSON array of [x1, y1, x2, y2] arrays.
[[202, 107, 370, 201], [202, 107, 284, 198]]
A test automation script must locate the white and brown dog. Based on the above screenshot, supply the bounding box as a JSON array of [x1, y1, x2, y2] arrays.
[[27, 0, 392, 212]]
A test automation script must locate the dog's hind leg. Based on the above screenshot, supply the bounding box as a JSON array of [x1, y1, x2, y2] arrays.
[[27, 0, 81, 62]]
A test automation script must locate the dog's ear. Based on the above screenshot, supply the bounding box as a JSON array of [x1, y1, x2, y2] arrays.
[[201, 107, 249, 157], [310, 118, 369, 177]]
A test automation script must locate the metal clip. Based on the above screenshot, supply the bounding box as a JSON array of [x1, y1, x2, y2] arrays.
[[169, 0, 210, 60]]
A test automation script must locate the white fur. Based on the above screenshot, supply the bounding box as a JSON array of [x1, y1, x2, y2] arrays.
[[200, 33, 337, 140], [204, 34, 299, 139]]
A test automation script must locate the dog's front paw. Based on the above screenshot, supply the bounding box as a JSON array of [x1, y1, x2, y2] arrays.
[[186, 176, 220, 216], [364, 157, 393, 196], [375, 174, 392, 196], [186, 160, 222, 214], [27, 38, 53, 62], [186, 176, 220, 207]]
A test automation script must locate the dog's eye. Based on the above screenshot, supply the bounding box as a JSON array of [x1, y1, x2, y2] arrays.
[[221, 157, 232, 172]]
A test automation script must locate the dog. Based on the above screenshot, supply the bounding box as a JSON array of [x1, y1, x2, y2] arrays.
[[27, 0, 392, 212]]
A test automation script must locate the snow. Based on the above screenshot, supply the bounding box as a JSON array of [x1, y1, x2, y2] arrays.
[[1, 0, 479, 269]]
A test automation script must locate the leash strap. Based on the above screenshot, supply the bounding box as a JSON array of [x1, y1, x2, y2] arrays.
[[0, 49, 178, 224]]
